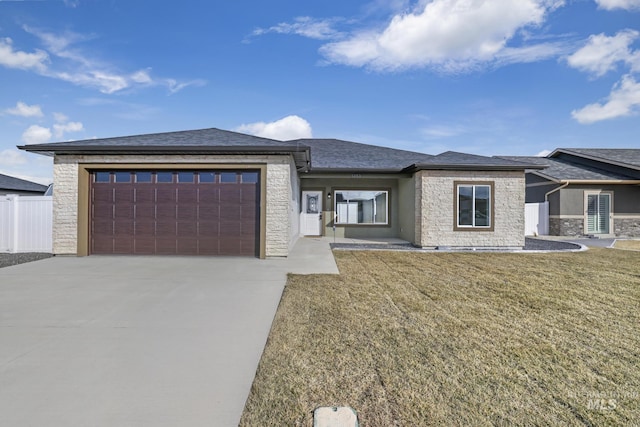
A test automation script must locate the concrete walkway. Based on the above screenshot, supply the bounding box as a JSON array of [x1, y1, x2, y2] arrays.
[[0, 238, 337, 427]]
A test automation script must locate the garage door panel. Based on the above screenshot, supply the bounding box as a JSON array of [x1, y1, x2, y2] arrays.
[[177, 239, 198, 254], [156, 221, 177, 235], [135, 204, 155, 220], [135, 222, 155, 235], [220, 221, 241, 236], [177, 205, 197, 221], [220, 206, 241, 220], [177, 222, 198, 236], [220, 187, 241, 203], [199, 221, 219, 235], [134, 238, 156, 254], [198, 238, 219, 255], [114, 204, 134, 220], [92, 237, 113, 253], [113, 238, 134, 254], [219, 238, 241, 254], [93, 188, 113, 203], [155, 239, 177, 255], [91, 170, 259, 256], [114, 220, 134, 233], [157, 187, 177, 203], [135, 187, 155, 204], [156, 205, 176, 220]]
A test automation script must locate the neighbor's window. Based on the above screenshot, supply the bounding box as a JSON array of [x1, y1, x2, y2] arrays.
[[334, 190, 388, 225], [456, 183, 493, 229]]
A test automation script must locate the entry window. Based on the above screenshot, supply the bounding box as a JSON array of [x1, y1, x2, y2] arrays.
[[177, 172, 194, 183], [95, 172, 110, 183], [199, 172, 215, 183], [114, 172, 132, 183], [455, 182, 493, 230], [135, 172, 152, 183], [334, 190, 388, 225], [156, 172, 173, 183], [241, 172, 259, 183], [220, 172, 237, 183]]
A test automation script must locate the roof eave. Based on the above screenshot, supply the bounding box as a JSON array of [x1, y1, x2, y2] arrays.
[[18, 144, 312, 170], [550, 149, 640, 172], [404, 163, 545, 172]]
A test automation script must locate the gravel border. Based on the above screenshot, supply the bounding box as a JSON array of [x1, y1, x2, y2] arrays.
[[330, 237, 582, 253], [0, 253, 53, 269]]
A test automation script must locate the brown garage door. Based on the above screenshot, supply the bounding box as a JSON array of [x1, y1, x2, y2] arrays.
[[90, 170, 260, 256]]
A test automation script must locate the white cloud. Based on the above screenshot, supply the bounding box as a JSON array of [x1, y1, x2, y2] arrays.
[[595, 0, 640, 10], [572, 74, 640, 123], [0, 37, 48, 71], [250, 17, 344, 41], [319, 0, 565, 72], [53, 121, 83, 138], [0, 149, 27, 166], [535, 149, 552, 157], [236, 115, 313, 140], [8, 26, 203, 95], [567, 30, 639, 77], [53, 112, 68, 123], [4, 101, 43, 118], [421, 125, 466, 138], [21, 125, 52, 145]]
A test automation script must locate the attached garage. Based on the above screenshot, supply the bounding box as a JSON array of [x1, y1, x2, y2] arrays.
[[90, 170, 260, 256]]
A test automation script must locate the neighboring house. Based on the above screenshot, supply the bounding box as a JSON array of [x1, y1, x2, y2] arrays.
[[0, 173, 48, 196], [499, 149, 640, 237], [19, 127, 541, 257]]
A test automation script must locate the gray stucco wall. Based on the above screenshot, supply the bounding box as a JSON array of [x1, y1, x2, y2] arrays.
[[300, 175, 403, 240], [398, 177, 416, 242], [549, 184, 640, 237]]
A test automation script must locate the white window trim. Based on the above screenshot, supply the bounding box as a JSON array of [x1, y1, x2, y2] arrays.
[[456, 183, 493, 229]]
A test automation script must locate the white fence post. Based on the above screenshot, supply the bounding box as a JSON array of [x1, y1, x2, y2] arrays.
[[525, 202, 549, 236], [0, 195, 53, 253]]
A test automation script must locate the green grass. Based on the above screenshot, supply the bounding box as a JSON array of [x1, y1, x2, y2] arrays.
[[240, 249, 640, 426]]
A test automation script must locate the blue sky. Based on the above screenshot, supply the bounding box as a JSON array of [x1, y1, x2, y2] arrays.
[[1, 0, 639, 184]]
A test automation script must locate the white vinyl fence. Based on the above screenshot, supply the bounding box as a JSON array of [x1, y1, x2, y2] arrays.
[[525, 201, 549, 236], [0, 195, 53, 253]]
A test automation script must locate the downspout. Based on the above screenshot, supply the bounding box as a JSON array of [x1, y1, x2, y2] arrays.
[[545, 181, 569, 202]]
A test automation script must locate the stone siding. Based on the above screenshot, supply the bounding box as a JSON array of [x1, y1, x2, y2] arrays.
[[52, 154, 293, 257], [614, 218, 640, 237], [415, 170, 525, 248], [549, 217, 583, 236]]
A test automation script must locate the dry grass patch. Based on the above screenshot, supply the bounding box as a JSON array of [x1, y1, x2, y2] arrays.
[[240, 249, 640, 426], [614, 240, 640, 251]]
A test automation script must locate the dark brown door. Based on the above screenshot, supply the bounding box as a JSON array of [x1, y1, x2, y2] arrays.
[[90, 170, 260, 256]]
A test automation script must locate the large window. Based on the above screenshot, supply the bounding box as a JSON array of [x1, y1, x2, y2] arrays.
[[455, 182, 493, 230], [334, 190, 388, 225]]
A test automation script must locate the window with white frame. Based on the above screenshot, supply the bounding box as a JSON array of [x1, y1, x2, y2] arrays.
[[334, 190, 388, 225], [455, 182, 493, 230]]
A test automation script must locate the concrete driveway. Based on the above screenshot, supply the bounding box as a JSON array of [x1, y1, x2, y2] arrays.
[[0, 238, 338, 427]]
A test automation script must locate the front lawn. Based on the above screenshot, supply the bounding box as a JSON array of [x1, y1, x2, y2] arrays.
[[614, 239, 640, 251], [240, 249, 640, 426]]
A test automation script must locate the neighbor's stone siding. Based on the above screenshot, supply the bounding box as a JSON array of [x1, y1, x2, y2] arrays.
[[52, 154, 294, 257], [614, 218, 640, 237], [415, 170, 525, 248], [549, 217, 583, 236]]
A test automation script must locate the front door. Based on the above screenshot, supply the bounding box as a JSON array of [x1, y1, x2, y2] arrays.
[[586, 192, 612, 235], [301, 191, 323, 236]]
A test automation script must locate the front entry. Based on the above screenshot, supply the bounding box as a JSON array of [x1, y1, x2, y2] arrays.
[[300, 190, 323, 236]]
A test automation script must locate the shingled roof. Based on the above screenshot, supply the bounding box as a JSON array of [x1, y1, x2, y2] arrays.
[[0, 173, 48, 193], [497, 156, 639, 181], [550, 148, 640, 170], [290, 138, 435, 172], [19, 126, 540, 173]]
